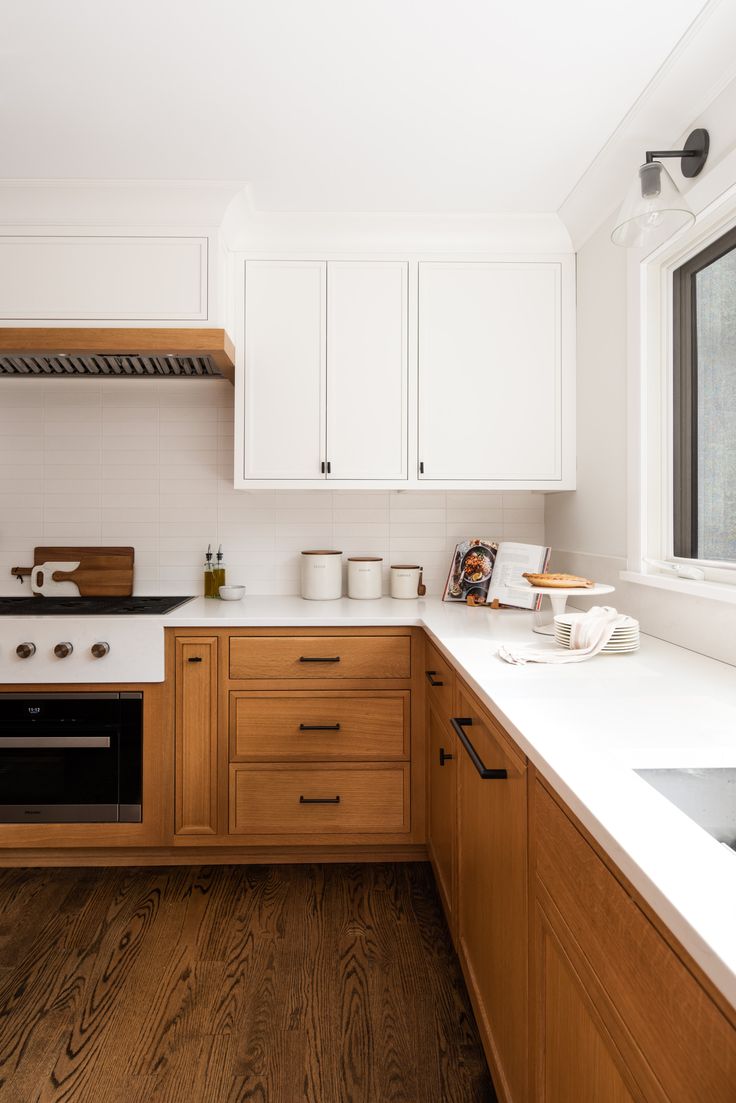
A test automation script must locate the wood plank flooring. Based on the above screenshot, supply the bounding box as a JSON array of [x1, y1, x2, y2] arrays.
[[0, 863, 496, 1102]]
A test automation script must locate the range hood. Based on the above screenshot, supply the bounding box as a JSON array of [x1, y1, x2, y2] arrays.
[[0, 328, 235, 383]]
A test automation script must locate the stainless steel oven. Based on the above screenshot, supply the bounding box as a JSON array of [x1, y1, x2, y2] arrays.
[[0, 692, 142, 823]]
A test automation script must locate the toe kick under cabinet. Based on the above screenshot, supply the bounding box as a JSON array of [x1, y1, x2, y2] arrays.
[[172, 628, 425, 854]]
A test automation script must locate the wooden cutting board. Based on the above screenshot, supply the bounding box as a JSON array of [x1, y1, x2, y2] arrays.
[[33, 547, 135, 596]]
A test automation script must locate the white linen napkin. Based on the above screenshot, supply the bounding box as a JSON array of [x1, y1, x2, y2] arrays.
[[498, 606, 625, 665]]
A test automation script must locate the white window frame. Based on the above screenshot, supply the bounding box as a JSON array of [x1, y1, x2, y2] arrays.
[[623, 163, 736, 604]]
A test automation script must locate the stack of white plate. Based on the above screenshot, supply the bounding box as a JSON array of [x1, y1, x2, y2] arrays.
[[554, 613, 640, 653]]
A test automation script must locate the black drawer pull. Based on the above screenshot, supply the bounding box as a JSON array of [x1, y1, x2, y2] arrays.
[[299, 723, 341, 731], [299, 656, 341, 663], [425, 669, 444, 687], [187, 656, 203, 663], [299, 795, 341, 804], [439, 746, 453, 766], [451, 717, 508, 780]]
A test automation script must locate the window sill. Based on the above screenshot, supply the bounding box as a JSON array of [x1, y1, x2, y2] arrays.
[[620, 570, 736, 605]]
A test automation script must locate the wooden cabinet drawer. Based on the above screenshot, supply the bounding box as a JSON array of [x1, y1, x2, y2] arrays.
[[229, 634, 411, 680], [230, 691, 409, 760], [424, 639, 454, 721], [229, 763, 410, 834], [534, 781, 736, 1103]]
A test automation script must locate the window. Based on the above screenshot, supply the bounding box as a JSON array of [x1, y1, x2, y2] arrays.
[[673, 225, 736, 564]]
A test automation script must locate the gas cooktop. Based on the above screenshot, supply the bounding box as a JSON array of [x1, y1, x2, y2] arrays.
[[0, 596, 193, 616]]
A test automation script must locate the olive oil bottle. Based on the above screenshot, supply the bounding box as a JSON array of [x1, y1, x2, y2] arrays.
[[203, 544, 217, 598], [213, 544, 226, 594]]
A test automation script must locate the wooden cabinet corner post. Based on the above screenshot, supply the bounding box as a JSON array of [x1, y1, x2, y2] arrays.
[[174, 635, 219, 835]]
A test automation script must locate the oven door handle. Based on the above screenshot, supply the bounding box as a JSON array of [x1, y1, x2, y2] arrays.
[[0, 736, 112, 748]]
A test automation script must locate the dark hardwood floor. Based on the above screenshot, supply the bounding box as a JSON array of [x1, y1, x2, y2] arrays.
[[0, 863, 496, 1102]]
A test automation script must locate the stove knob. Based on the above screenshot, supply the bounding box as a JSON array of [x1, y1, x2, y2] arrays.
[[91, 642, 110, 659], [16, 642, 36, 659], [54, 642, 73, 659]]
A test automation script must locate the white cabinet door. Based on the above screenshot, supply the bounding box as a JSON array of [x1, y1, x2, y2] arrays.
[[326, 262, 408, 480], [243, 261, 326, 480], [418, 262, 561, 480]]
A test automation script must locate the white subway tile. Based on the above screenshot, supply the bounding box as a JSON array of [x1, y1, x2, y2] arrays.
[[390, 492, 446, 509], [387, 522, 446, 540], [500, 522, 546, 543], [446, 509, 504, 524], [41, 523, 101, 542], [44, 506, 100, 524]]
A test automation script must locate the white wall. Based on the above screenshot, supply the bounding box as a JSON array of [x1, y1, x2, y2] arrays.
[[0, 378, 544, 598], [547, 75, 736, 666]]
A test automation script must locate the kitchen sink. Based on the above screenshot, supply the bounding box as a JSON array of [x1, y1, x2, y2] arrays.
[[635, 768, 736, 851]]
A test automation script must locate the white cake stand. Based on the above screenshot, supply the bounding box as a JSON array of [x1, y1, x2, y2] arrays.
[[509, 583, 615, 635]]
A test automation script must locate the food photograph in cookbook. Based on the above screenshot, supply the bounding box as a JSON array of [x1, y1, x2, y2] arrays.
[[442, 539, 498, 603]]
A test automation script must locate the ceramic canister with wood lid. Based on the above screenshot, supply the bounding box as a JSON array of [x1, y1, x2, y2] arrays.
[[347, 557, 383, 600], [300, 550, 343, 600], [390, 564, 423, 599]]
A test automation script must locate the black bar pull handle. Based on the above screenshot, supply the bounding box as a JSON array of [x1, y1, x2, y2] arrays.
[[425, 669, 444, 687], [187, 656, 203, 663], [299, 656, 341, 663], [299, 723, 341, 731], [299, 795, 341, 805], [439, 746, 453, 766], [451, 717, 508, 780]]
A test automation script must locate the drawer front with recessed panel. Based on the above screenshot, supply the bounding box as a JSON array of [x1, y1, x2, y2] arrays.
[[230, 691, 409, 761], [229, 763, 410, 834], [229, 635, 411, 680]]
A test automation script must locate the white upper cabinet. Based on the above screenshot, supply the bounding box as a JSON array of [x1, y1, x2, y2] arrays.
[[326, 262, 408, 480], [243, 260, 326, 480], [239, 259, 408, 485], [0, 235, 209, 320], [418, 262, 563, 481], [235, 255, 573, 489]]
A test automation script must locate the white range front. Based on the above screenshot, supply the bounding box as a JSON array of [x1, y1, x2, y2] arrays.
[[0, 617, 166, 683]]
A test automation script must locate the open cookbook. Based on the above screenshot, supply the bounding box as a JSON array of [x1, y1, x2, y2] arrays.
[[442, 539, 551, 609]]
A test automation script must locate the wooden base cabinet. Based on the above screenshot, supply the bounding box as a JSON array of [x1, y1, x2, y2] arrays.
[[534, 903, 637, 1103], [174, 635, 218, 836], [427, 705, 456, 930], [531, 776, 736, 1102], [456, 683, 529, 1103], [426, 640, 457, 930]]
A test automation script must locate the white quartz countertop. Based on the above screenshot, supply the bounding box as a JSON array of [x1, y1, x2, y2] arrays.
[[14, 592, 736, 1008]]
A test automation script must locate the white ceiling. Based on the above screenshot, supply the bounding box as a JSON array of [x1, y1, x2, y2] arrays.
[[0, 0, 711, 213]]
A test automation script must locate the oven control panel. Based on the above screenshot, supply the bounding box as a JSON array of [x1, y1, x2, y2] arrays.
[[0, 620, 165, 683]]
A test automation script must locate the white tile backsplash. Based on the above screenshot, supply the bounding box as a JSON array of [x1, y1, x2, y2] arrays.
[[0, 379, 545, 596]]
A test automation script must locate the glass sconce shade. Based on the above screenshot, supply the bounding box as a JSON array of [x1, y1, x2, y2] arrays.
[[611, 161, 695, 248]]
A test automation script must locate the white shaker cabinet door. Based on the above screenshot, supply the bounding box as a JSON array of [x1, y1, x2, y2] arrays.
[[418, 262, 561, 481], [243, 261, 326, 480], [326, 262, 408, 480]]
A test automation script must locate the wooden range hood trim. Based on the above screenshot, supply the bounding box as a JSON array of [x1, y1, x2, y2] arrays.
[[0, 327, 235, 384]]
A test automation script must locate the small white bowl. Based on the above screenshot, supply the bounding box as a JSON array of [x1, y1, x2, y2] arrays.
[[219, 585, 246, 601]]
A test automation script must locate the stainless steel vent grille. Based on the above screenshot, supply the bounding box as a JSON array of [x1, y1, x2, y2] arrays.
[[0, 353, 224, 378]]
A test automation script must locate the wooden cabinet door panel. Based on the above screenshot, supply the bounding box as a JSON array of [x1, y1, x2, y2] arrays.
[[175, 636, 218, 835], [534, 780, 736, 1103], [427, 704, 456, 928], [456, 685, 528, 1103], [535, 902, 640, 1103]]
